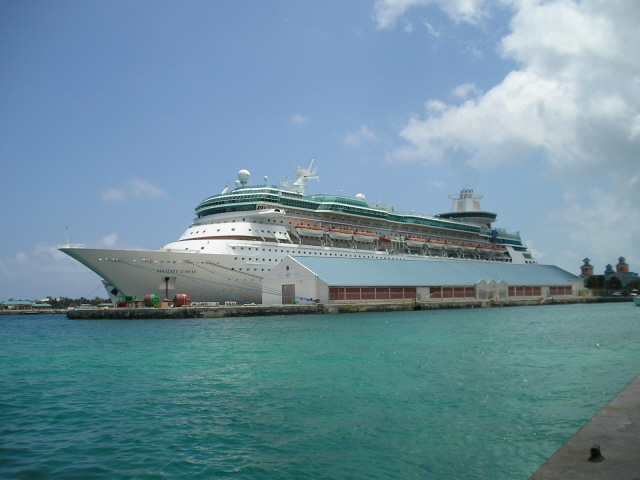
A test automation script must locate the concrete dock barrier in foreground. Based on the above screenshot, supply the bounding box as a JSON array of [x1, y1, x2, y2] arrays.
[[529, 373, 640, 479]]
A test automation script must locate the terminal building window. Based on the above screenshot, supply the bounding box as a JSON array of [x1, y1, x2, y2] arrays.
[[329, 286, 416, 301]]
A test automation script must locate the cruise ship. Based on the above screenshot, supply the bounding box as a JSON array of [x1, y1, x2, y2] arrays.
[[60, 160, 537, 304]]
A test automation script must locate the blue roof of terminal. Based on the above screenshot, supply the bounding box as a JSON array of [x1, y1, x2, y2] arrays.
[[289, 257, 579, 286]]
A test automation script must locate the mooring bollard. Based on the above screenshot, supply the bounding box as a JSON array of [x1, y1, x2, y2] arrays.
[[588, 445, 604, 462]]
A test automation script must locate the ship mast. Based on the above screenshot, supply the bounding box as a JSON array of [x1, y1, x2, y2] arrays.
[[283, 158, 319, 194]]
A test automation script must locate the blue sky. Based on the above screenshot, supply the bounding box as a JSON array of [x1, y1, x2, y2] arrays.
[[1, 0, 639, 300]]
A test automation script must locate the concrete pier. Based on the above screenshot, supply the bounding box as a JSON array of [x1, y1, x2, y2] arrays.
[[529, 373, 640, 479]]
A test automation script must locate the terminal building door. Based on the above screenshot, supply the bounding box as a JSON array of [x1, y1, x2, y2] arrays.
[[282, 284, 295, 304]]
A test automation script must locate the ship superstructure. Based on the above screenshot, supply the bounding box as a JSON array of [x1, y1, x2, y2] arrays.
[[60, 160, 536, 304]]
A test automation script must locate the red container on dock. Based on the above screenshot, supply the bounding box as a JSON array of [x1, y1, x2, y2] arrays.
[[173, 294, 191, 307]]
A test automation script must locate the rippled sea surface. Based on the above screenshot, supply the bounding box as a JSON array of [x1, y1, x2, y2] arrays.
[[2, 303, 640, 479]]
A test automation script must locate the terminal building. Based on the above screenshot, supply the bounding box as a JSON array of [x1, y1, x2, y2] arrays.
[[262, 257, 582, 305]]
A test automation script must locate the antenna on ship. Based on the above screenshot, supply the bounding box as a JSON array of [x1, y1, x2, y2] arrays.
[[221, 184, 230, 194], [282, 158, 319, 194]]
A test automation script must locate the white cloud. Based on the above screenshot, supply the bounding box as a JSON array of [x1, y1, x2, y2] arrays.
[[452, 83, 481, 99], [102, 179, 169, 202], [389, 0, 640, 174], [99, 233, 118, 248], [374, 0, 489, 29], [548, 186, 640, 269], [379, 0, 640, 271], [128, 179, 170, 199], [291, 114, 310, 125], [344, 125, 379, 148], [102, 188, 126, 201], [424, 21, 440, 37], [0, 243, 103, 300]]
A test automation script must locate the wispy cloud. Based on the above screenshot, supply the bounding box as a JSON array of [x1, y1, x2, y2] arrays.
[[424, 21, 440, 37], [0, 243, 103, 300], [98, 233, 118, 248], [344, 125, 379, 147], [102, 188, 126, 201], [374, 0, 489, 29], [291, 114, 310, 125], [452, 83, 481, 100], [102, 179, 169, 202], [381, 0, 640, 272]]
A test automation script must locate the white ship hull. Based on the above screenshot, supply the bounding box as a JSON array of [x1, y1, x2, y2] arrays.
[[61, 241, 529, 304]]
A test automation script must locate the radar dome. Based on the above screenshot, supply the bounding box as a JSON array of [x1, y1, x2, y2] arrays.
[[238, 169, 250, 186], [355, 193, 366, 201]]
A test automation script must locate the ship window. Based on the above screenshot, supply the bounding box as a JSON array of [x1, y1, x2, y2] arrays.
[[232, 228, 235, 231], [201, 247, 204, 250], [231, 268, 234, 270]]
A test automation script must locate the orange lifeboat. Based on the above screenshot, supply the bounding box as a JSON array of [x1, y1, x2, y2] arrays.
[[405, 237, 426, 248], [461, 243, 476, 253], [476, 245, 493, 256], [427, 240, 445, 250], [294, 224, 325, 238], [328, 228, 354, 241], [353, 231, 377, 242], [443, 241, 460, 252]]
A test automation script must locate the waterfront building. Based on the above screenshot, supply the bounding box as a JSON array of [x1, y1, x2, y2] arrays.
[[580, 258, 594, 281], [615, 257, 639, 286], [262, 256, 582, 305], [0, 301, 33, 310], [580, 257, 639, 288], [604, 264, 616, 281]]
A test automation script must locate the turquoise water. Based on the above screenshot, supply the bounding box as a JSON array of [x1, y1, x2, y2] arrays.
[[1, 303, 639, 479]]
